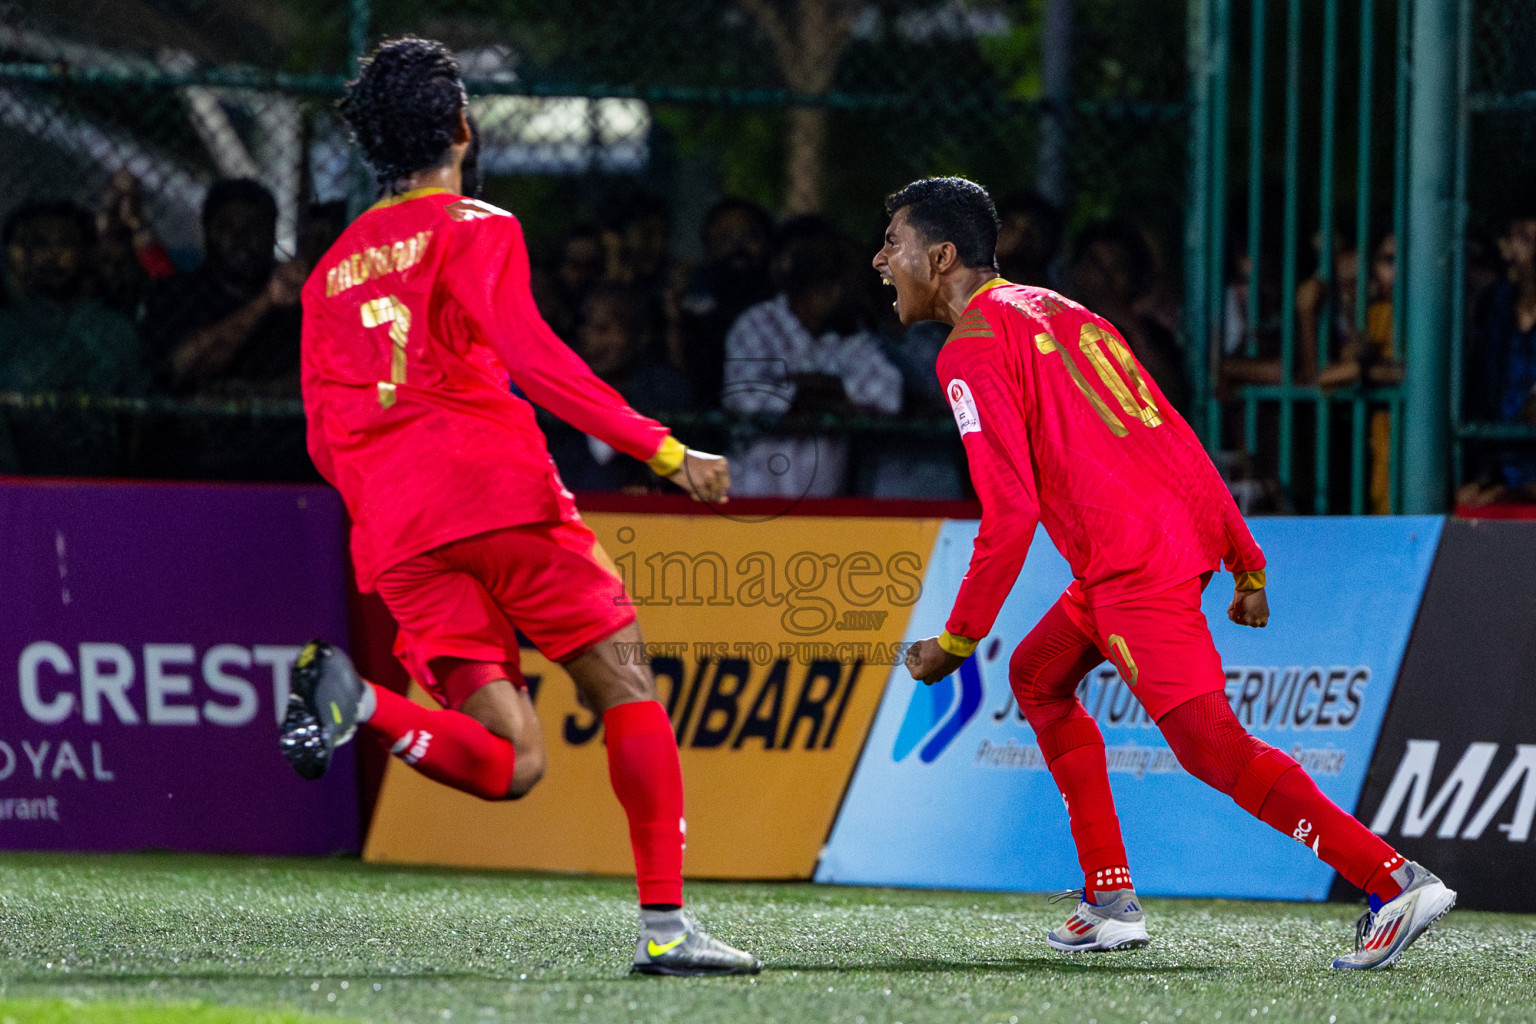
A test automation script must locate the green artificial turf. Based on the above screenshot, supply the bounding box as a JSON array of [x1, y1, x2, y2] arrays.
[[0, 853, 1530, 1024], [0, 999, 344, 1023]]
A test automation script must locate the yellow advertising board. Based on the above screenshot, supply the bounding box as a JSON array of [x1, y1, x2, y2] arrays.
[[363, 512, 942, 879]]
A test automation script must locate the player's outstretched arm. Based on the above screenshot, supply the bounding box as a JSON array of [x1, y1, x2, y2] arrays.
[[657, 447, 731, 504], [905, 636, 967, 685]]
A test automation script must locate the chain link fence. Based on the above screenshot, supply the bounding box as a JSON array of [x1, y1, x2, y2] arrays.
[[0, 0, 1190, 486]]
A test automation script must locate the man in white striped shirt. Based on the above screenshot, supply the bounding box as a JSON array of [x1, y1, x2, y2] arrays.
[[721, 219, 902, 497]]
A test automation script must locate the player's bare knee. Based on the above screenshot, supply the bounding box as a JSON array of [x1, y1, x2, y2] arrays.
[[506, 745, 546, 799]]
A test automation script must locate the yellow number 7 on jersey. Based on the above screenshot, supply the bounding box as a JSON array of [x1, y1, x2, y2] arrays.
[[1034, 322, 1163, 436], [360, 295, 411, 408]]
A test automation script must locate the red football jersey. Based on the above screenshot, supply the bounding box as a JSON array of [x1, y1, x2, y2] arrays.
[[939, 280, 1264, 642], [301, 189, 670, 589]]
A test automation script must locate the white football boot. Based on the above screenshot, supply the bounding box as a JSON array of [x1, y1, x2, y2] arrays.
[[1046, 888, 1150, 953]]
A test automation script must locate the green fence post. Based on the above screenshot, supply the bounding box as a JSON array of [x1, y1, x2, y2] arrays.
[[347, 0, 374, 218], [1197, 0, 1232, 447], [1449, 0, 1472, 496], [1401, 0, 1458, 513], [1314, 0, 1339, 514], [1186, 0, 1213, 449], [1244, 0, 1266, 461], [1278, 0, 1302, 503], [349, 0, 371, 71]]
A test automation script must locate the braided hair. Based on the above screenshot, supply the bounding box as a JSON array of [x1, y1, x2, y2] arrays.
[[339, 37, 467, 190]]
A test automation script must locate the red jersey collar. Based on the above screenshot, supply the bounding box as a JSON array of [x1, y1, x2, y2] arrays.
[[965, 277, 1009, 308], [368, 187, 453, 213]]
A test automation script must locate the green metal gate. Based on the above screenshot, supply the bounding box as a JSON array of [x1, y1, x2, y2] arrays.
[[1186, 0, 1462, 515], [1452, 0, 1536, 497]]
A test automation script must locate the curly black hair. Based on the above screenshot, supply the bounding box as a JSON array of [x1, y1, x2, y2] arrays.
[[339, 37, 467, 189], [884, 176, 999, 270]]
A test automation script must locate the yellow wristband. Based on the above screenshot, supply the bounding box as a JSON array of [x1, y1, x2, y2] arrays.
[[937, 631, 979, 658], [1234, 569, 1267, 591], [646, 436, 686, 476]]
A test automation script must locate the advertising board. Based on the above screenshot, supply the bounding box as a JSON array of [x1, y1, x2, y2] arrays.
[[818, 517, 1443, 899], [1352, 519, 1536, 911], [0, 479, 358, 855], [364, 512, 939, 879]]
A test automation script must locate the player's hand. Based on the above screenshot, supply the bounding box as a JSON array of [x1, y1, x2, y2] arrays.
[[1228, 586, 1269, 628], [905, 636, 966, 685], [666, 449, 730, 504]]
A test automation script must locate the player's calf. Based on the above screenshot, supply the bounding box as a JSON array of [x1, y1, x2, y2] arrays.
[[460, 679, 545, 799], [281, 640, 522, 801]]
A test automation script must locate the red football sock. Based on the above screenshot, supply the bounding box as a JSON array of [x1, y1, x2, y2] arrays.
[[1253, 760, 1406, 901], [364, 682, 515, 800], [1035, 712, 1131, 890], [1161, 693, 1405, 902], [603, 700, 685, 908]]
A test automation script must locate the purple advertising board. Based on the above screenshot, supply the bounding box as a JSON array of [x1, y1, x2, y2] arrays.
[[0, 478, 357, 855]]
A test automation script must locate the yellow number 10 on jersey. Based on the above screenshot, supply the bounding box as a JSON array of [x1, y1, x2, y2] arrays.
[[1034, 322, 1163, 436], [360, 295, 412, 408]]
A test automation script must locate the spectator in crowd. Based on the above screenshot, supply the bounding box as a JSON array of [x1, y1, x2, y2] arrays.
[[602, 190, 676, 363], [546, 282, 696, 492], [1219, 240, 1256, 362], [1461, 210, 1536, 507], [1064, 218, 1190, 417], [298, 201, 349, 269], [532, 223, 605, 341], [677, 197, 776, 404], [1303, 233, 1402, 512], [861, 318, 965, 499], [1214, 205, 1288, 392], [580, 282, 695, 413], [94, 170, 176, 320], [1294, 221, 1364, 386], [995, 189, 1065, 288], [722, 216, 902, 498], [610, 190, 671, 291], [0, 199, 144, 475], [0, 200, 142, 396], [141, 178, 306, 398]]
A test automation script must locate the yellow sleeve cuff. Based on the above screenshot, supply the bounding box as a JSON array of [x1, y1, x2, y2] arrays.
[[1234, 569, 1267, 591], [937, 631, 979, 658], [646, 436, 686, 476]]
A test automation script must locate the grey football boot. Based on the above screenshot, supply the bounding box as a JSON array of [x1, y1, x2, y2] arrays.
[[1046, 888, 1150, 953], [631, 909, 762, 976], [279, 639, 373, 780], [1332, 861, 1455, 970]]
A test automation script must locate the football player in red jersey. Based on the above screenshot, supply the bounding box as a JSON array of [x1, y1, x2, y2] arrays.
[[878, 176, 1451, 970], [279, 38, 758, 976]]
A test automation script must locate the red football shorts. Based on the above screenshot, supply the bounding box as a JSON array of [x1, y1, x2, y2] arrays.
[[374, 519, 635, 709], [1049, 574, 1226, 722]]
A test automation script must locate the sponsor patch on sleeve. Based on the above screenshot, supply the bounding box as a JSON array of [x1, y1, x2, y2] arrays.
[[946, 379, 981, 436]]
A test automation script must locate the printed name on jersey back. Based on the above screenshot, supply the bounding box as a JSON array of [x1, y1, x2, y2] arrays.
[[325, 230, 433, 297], [1005, 292, 1071, 319], [946, 379, 981, 435]]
